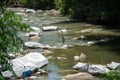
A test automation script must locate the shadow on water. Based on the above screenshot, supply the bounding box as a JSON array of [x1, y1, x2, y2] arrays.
[[95, 36, 120, 55]]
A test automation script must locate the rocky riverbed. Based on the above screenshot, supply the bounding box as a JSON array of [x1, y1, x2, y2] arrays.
[[4, 7, 120, 80]]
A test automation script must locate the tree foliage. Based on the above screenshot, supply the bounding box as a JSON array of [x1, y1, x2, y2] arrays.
[[0, 3, 29, 73], [55, 0, 120, 24]]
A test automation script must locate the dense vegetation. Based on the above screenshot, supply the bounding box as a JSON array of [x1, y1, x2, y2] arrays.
[[55, 0, 120, 25], [99, 70, 120, 80], [0, 2, 29, 79]]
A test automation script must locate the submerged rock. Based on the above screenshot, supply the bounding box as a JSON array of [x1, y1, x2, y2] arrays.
[[62, 72, 94, 80]]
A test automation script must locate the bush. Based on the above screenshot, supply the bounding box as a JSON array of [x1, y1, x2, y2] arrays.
[[99, 70, 120, 80]]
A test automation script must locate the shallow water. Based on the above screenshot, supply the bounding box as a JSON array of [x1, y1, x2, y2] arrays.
[[13, 8, 120, 79]]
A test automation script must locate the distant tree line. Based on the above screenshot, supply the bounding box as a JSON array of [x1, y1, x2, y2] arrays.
[[2, 0, 120, 24]]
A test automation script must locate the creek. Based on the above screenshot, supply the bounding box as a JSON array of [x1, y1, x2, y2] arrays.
[[10, 8, 120, 80]]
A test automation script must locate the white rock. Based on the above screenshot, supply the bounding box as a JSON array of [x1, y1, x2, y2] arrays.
[[26, 9, 36, 13], [87, 41, 95, 46], [31, 27, 41, 32], [74, 56, 80, 61], [10, 52, 48, 76], [88, 65, 110, 74], [73, 62, 110, 75], [30, 76, 38, 79], [1, 71, 13, 78], [57, 57, 67, 60], [43, 45, 52, 49], [25, 32, 40, 37], [23, 18, 30, 21], [80, 28, 92, 33], [73, 62, 90, 71], [107, 62, 120, 70], [24, 42, 43, 48], [58, 29, 67, 33], [61, 45, 68, 49], [80, 35, 85, 39], [8, 53, 16, 57], [42, 26, 58, 31]]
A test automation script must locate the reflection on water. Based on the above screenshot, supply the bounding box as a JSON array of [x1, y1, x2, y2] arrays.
[[47, 62, 61, 80]]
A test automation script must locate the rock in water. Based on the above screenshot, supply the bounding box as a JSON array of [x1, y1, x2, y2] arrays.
[[42, 26, 58, 31], [79, 53, 86, 61], [24, 42, 43, 48], [107, 62, 120, 70]]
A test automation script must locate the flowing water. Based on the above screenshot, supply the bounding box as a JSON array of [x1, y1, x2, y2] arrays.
[[10, 8, 120, 80]]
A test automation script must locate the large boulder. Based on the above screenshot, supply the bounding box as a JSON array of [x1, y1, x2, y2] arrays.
[[10, 52, 48, 76]]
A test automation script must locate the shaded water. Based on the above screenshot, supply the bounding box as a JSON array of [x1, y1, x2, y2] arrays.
[[12, 8, 120, 79]]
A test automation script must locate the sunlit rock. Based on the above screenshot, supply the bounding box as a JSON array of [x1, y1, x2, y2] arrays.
[[24, 42, 43, 48], [1, 71, 13, 78], [42, 26, 58, 31], [57, 56, 67, 60], [73, 62, 110, 75], [107, 62, 120, 70], [61, 45, 68, 49], [74, 56, 80, 61], [73, 62, 89, 71], [10, 52, 48, 76], [47, 56, 53, 60], [30, 27, 41, 32], [58, 29, 67, 33], [79, 53, 87, 61], [42, 50, 53, 55], [26, 9, 36, 13], [83, 24, 93, 27], [25, 32, 40, 37], [62, 72, 94, 80], [43, 45, 52, 49], [80, 28, 92, 33], [86, 41, 95, 46], [36, 10, 44, 14], [29, 76, 38, 79]]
